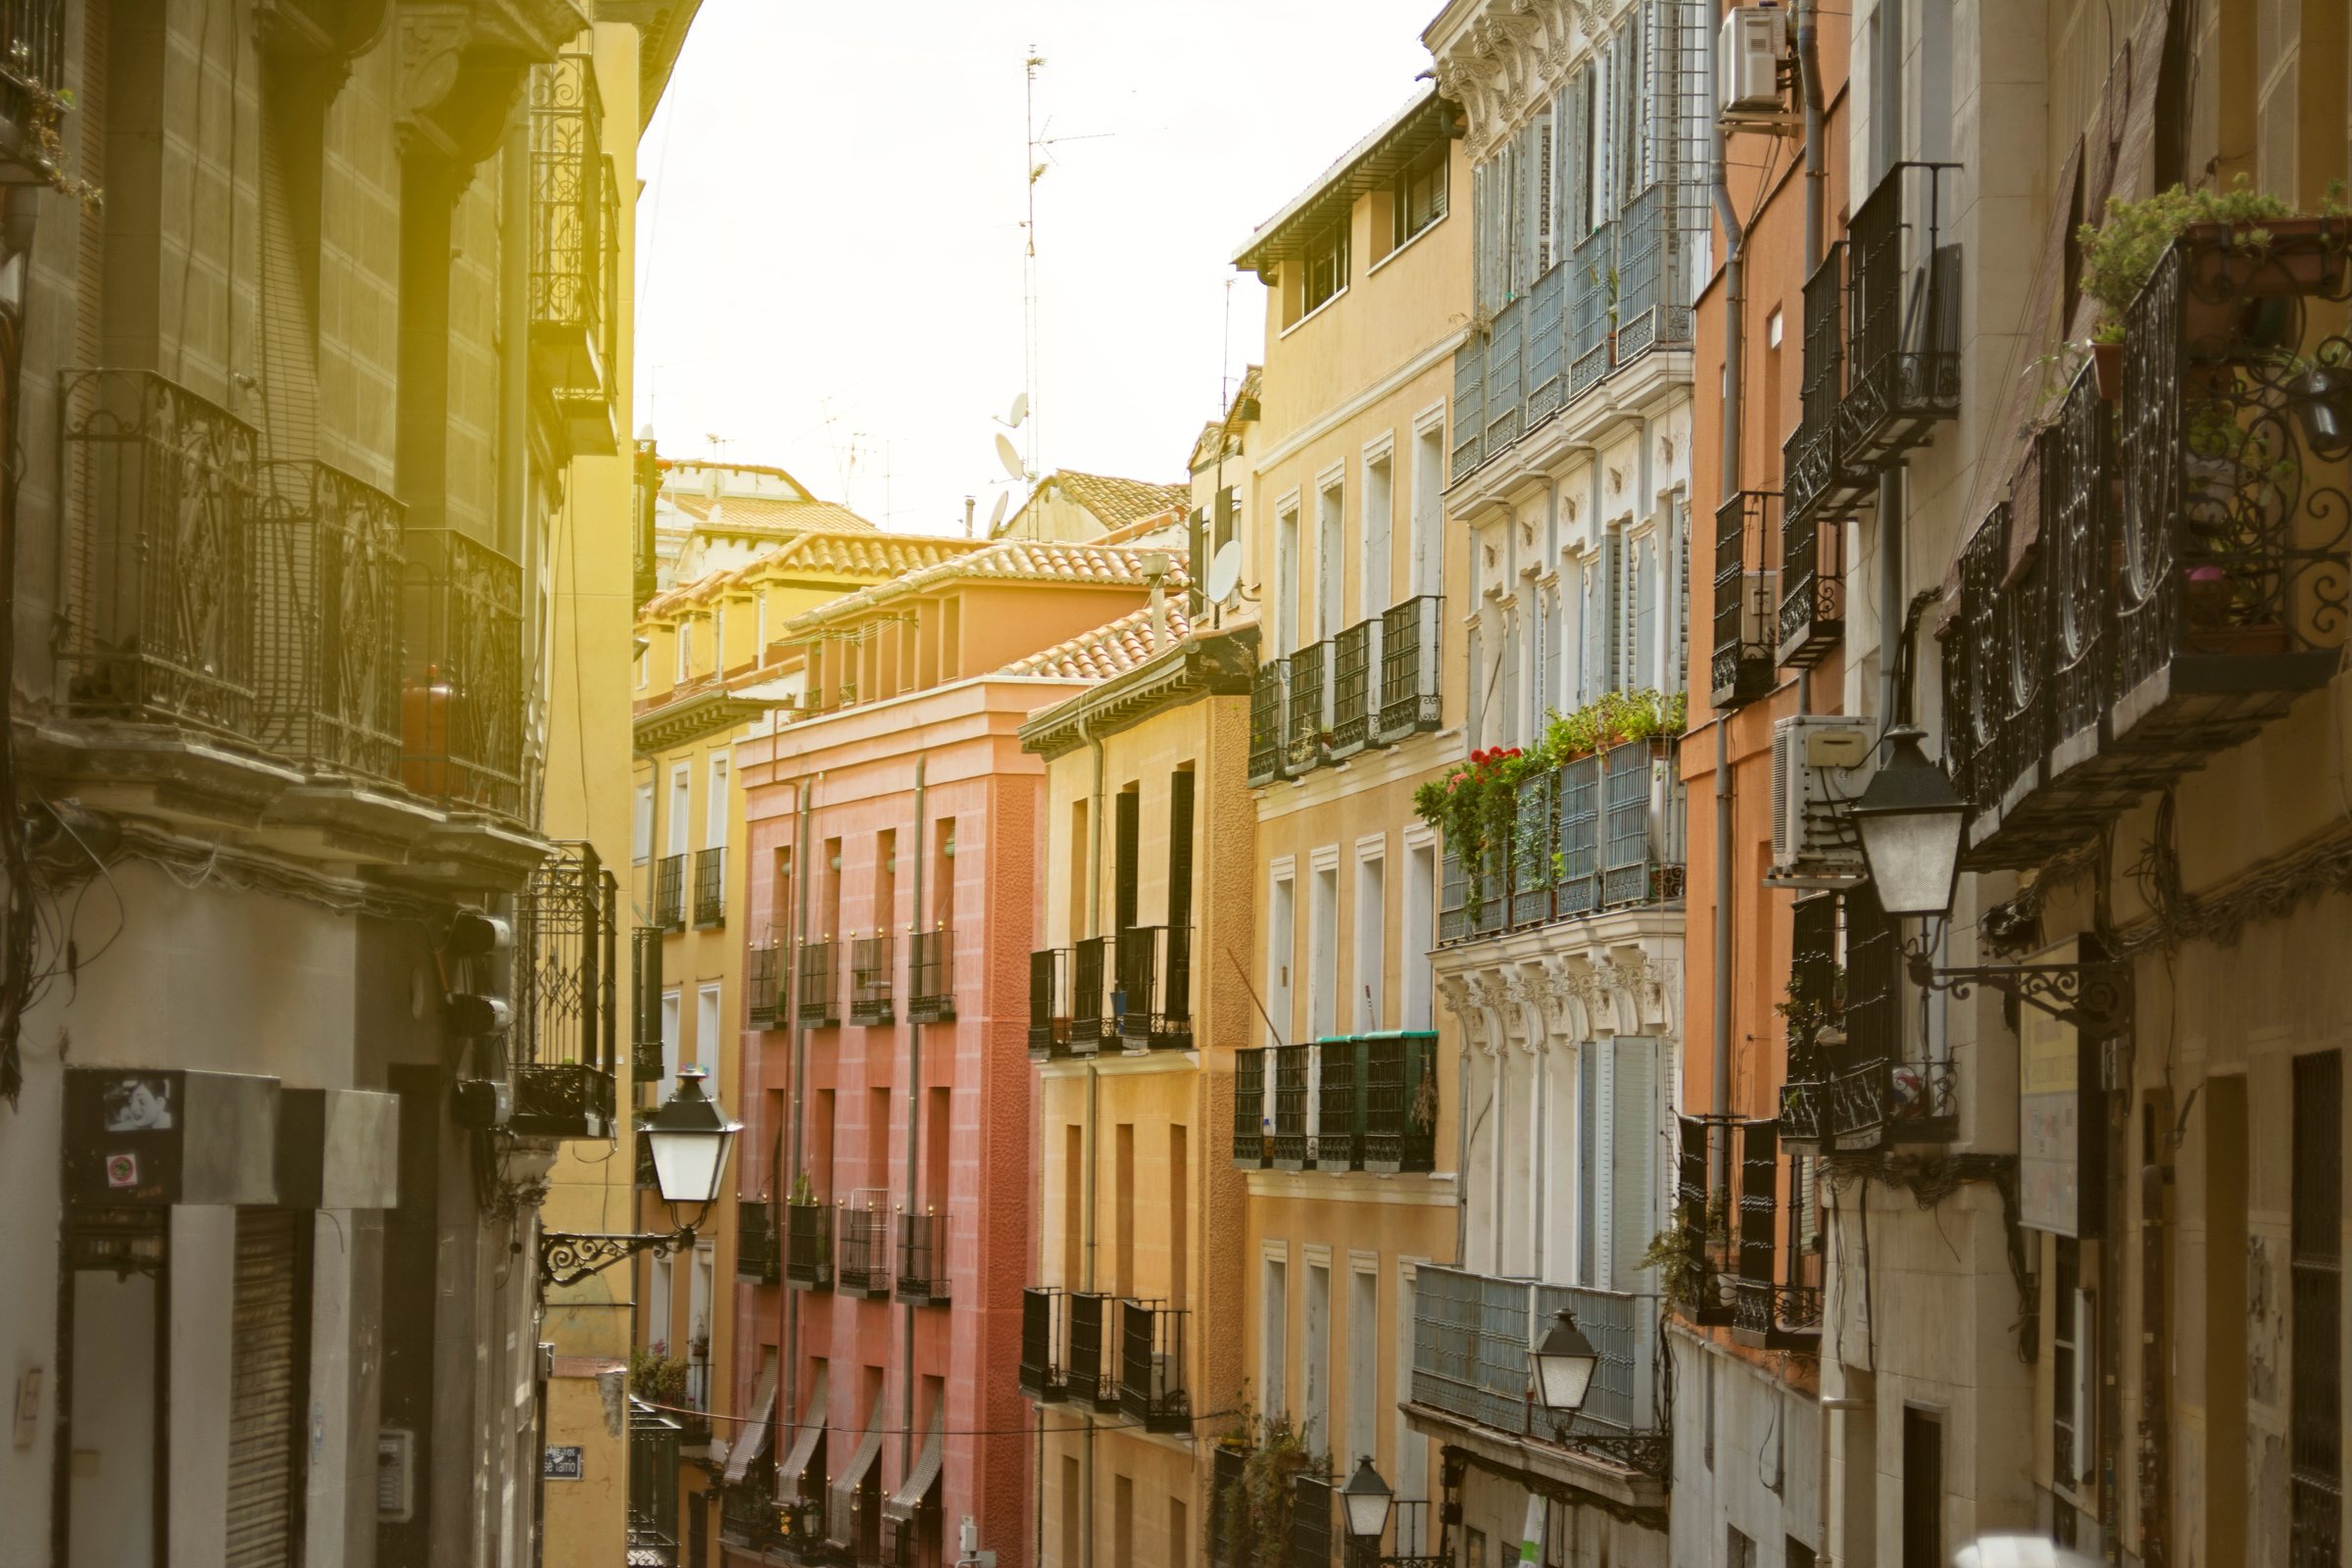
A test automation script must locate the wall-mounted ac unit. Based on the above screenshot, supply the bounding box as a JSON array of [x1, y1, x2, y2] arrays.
[[1767, 714, 1875, 887], [378, 1428, 416, 1523], [1718, 6, 1790, 118]]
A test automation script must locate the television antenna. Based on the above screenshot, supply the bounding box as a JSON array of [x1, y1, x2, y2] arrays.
[[1021, 48, 1111, 481]]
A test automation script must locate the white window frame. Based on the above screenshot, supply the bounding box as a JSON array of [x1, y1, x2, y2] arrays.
[[667, 763, 692, 857], [1352, 838, 1386, 1035], [1275, 495, 1302, 655], [1307, 851, 1340, 1045], [660, 988, 682, 1094], [696, 982, 721, 1079], [1360, 438, 1394, 619], [1315, 468, 1345, 643], [633, 781, 655, 863], [1261, 1247, 1290, 1420], [1410, 407, 1446, 599], [706, 754, 729, 850], [1267, 861, 1297, 1048], [1401, 830, 1436, 1032]]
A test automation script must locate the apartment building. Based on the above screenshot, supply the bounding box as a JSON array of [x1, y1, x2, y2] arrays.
[[0, 1, 680, 1564], [720, 539, 1177, 1568], [1217, 83, 1469, 1567]]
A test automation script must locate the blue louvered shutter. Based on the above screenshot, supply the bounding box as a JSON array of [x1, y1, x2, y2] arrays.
[[1577, 1042, 1598, 1287], [1636, 535, 1658, 689]]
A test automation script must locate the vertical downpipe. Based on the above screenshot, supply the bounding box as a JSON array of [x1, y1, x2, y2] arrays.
[[903, 760, 927, 1472], [1710, 6, 1747, 1204], [1081, 719, 1105, 1568], [781, 777, 813, 1482], [1795, 0, 1827, 718]]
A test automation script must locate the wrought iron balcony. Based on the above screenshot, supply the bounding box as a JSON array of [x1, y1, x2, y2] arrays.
[[1328, 618, 1377, 758], [399, 527, 526, 821], [907, 928, 955, 1023], [1270, 1043, 1311, 1168], [528, 55, 613, 398], [1343, 1501, 1448, 1568], [1247, 658, 1289, 787], [1028, 948, 1068, 1059], [1525, 262, 1567, 427], [1671, 1115, 1738, 1326], [1731, 1120, 1824, 1350], [1485, 290, 1526, 458], [252, 459, 406, 782], [1409, 1266, 1668, 1478], [629, 1402, 683, 1566], [849, 934, 894, 1025], [1460, 740, 1687, 943], [633, 925, 663, 1080], [796, 938, 839, 1026], [1118, 1299, 1190, 1433], [1065, 1291, 1119, 1411], [895, 1210, 951, 1306], [1777, 893, 1839, 1156], [1113, 925, 1192, 1052], [1451, 331, 1487, 482], [1711, 491, 1780, 710], [511, 844, 619, 1140], [835, 1203, 891, 1298], [1781, 242, 1874, 536], [1363, 1031, 1440, 1173], [1232, 1047, 1269, 1169], [1778, 327, 1848, 675], [784, 1200, 832, 1290], [1314, 1039, 1362, 1170], [747, 943, 779, 1029], [719, 1473, 786, 1554], [1838, 161, 1962, 464], [0, 0, 64, 171], [1615, 181, 1696, 366], [692, 847, 726, 928], [1286, 640, 1331, 774], [736, 1200, 779, 1285], [1569, 221, 1616, 399], [1816, 883, 1955, 1150], [1068, 935, 1108, 1055], [1375, 596, 1444, 742], [60, 369, 260, 741], [1020, 1286, 1068, 1402], [654, 854, 686, 931]]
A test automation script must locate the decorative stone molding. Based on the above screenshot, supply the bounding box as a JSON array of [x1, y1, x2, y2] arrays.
[[1431, 0, 1633, 157], [394, 0, 589, 169]]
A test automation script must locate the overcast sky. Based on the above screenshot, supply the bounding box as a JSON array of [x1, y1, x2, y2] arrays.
[[634, 0, 1442, 536]]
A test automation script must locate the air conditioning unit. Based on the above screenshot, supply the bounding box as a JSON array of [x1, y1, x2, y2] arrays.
[[1766, 714, 1875, 887], [1718, 5, 1789, 117], [378, 1428, 416, 1523]]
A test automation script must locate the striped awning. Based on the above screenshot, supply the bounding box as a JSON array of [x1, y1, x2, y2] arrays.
[[825, 1393, 887, 1546], [779, 1365, 829, 1492], [882, 1403, 944, 1523], [721, 1362, 779, 1485]]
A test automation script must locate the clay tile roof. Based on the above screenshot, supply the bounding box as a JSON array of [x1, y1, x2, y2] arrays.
[[787, 540, 1186, 631], [1000, 601, 1195, 681], [639, 531, 979, 620], [1047, 470, 1191, 531], [668, 494, 880, 533]]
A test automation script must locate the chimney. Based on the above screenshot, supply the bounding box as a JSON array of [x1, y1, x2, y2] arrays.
[[963, 496, 976, 538], [1141, 551, 1168, 651]]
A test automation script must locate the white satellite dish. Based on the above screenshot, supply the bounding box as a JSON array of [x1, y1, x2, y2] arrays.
[[995, 433, 1025, 481], [1007, 392, 1029, 427], [988, 491, 1010, 533], [1205, 539, 1244, 607]]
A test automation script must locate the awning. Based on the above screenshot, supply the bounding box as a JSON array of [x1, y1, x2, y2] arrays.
[[722, 1362, 780, 1485], [779, 1365, 830, 1492], [826, 1393, 888, 1546], [882, 1402, 945, 1523]]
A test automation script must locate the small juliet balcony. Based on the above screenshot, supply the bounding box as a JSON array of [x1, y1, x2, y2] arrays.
[[747, 942, 779, 1029], [654, 854, 686, 932], [1270, 1043, 1311, 1168], [1065, 1292, 1120, 1413], [1246, 657, 1289, 788], [1328, 617, 1382, 760], [692, 847, 725, 928], [784, 1200, 833, 1291], [1780, 241, 1875, 544], [399, 526, 526, 822], [1113, 925, 1192, 1052], [850, 935, 896, 1026], [253, 459, 407, 784], [1776, 885, 1955, 1155], [1730, 1120, 1825, 1352], [1027, 947, 1069, 1059], [528, 54, 618, 453], [1711, 491, 1780, 710], [1376, 595, 1445, 743], [632, 925, 663, 1081], [1117, 1299, 1190, 1434], [1838, 161, 1963, 465], [895, 1210, 951, 1306], [1068, 936, 1109, 1056], [835, 1202, 891, 1298], [1019, 1286, 1068, 1402], [1232, 1047, 1270, 1169], [796, 939, 839, 1027], [736, 1200, 779, 1285], [510, 844, 620, 1141], [1286, 639, 1332, 775], [907, 927, 956, 1023], [1233, 1036, 1441, 1176]]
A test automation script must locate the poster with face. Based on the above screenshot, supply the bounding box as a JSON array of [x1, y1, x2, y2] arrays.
[[64, 1069, 186, 1205], [101, 1076, 174, 1133]]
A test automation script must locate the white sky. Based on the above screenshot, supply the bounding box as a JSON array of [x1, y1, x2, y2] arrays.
[[634, 0, 1443, 536]]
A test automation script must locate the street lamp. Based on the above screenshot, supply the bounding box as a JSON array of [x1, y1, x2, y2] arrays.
[[1847, 725, 1968, 920], [1339, 1457, 1394, 1547], [538, 1067, 743, 1288], [1528, 1308, 1601, 1421]]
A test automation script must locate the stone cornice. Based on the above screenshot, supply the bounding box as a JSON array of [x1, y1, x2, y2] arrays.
[[1429, 0, 1635, 161]]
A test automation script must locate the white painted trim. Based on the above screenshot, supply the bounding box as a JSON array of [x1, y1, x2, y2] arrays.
[[1364, 207, 1448, 279], [1252, 332, 1469, 477], [1315, 460, 1347, 494], [1302, 1242, 1334, 1267], [1360, 429, 1396, 466], [1262, 1238, 1292, 1262], [1269, 855, 1298, 883], [1309, 844, 1342, 873], [1279, 285, 1349, 340], [1349, 1249, 1381, 1274], [1354, 831, 1388, 860], [1401, 821, 1436, 851], [1411, 399, 1448, 437]]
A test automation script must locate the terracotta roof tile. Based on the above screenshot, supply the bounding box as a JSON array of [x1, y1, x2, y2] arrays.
[[786, 539, 1186, 631], [1047, 470, 1191, 531], [667, 495, 880, 532], [640, 531, 978, 619], [999, 601, 1194, 681]]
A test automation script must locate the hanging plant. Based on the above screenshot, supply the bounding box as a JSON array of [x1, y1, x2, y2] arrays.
[[1409, 689, 1688, 868], [2076, 176, 2297, 335], [630, 1345, 690, 1405]]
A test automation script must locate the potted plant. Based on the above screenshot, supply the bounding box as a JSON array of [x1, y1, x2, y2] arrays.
[[2077, 178, 2332, 356]]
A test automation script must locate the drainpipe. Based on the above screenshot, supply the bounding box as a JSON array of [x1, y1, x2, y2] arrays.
[[1795, 0, 1828, 719], [781, 775, 813, 1487], [903, 758, 927, 1473], [1710, 0, 1747, 1201], [1080, 716, 1105, 1568], [1879, 467, 1903, 726]]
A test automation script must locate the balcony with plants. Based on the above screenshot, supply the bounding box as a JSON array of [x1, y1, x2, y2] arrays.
[[1420, 691, 1688, 950], [510, 844, 620, 1141], [1230, 1034, 1439, 1176], [1247, 596, 1445, 790], [1945, 187, 2352, 871]]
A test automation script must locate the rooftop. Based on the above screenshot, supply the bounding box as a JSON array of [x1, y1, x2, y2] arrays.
[[998, 599, 1196, 682], [1231, 84, 1459, 276], [640, 530, 978, 619], [785, 538, 1187, 633]]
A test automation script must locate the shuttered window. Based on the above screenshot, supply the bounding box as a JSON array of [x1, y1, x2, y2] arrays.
[[1610, 1038, 1659, 1287], [1635, 535, 1659, 689], [1166, 769, 1196, 930], [1114, 789, 1140, 933], [228, 1210, 306, 1568], [1577, 1045, 1598, 1287]]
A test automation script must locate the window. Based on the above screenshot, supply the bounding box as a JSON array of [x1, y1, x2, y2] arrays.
[[634, 647, 648, 690], [2291, 1051, 2342, 1556], [1361, 449, 1393, 617], [1410, 420, 1443, 597], [1316, 478, 1344, 641], [675, 619, 692, 683], [1302, 1261, 1330, 1450], [1395, 1263, 1428, 1504], [712, 603, 727, 672], [696, 983, 721, 1077], [633, 782, 654, 862], [1393, 139, 1447, 249], [668, 764, 691, 856], [706, 756, 728, 848], [1276, 503, 1301, 654], [660, 990, 681, 1092], [1261, 1254, 1289, 1418], [1353, 849, 1385, 1033], [1307, 861, 1338, 1044], [1726, 1529, 1756, 1568], [755, 592, 768, 655], [1347, 1264, 1378, 1469], [1575, 1037, 1661, 1289], [1901, 1408, 1943, 1568], [1267, 873, 1296, 1046], [1403, 843, 1435, 1031], [649, 1253, 674, 1353], [1302, 220, 1348, 317]]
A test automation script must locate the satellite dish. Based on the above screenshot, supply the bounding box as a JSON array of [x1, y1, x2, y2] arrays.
[[1205, 540, 1244, 607], [988, 491, 1010, 533], [1007, 392, 1029, 427], [995, 433, 1025, 481]]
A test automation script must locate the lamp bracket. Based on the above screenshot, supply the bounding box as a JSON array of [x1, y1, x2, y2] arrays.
[[538, 1225, 698, 1289], [1904, 953, 2132, 1036]]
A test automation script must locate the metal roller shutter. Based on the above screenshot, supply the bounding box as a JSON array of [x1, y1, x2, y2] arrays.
[[227, 1210, 302, 1567]]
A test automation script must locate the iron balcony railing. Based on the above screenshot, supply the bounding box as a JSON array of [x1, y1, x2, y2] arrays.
[[511, 844, 619, 1141], [654, 854, 686, 931], [1329, 618, 1378, 757], [895, 1210, 951, 1306], [0, 0, 65, 167], [692, 848, 726, 928], [1455, 740, 1687, 943], [1233, 1047, 1269, 1168], [747, 943, 779, 1029], [736, 1200, 779, 1285], [908, 928, 955, 1022], [785, 1200, 832, 1290], [1364, 1032, 1441, 1172], [1028, 947, 1068, 1059], [1113, 925, 1192, 1051], [1270, 1043, 1311, 1168], [1409, 1265, 1668, 1477], [60, 368, 260, 740], [1525, 262, 1567, 426], [1781, 242, 1871, 531], [1069, 936, 1109, 1055], [679, 1351, 711, 1445], [1314, 1039, 1362, 1171], [1615, 181, 1695, 365], [1826, 882, 1956, 1151], [1711, 491, 1780, 710], [629, 1402, 683, 1566], [836, 1203, 891, 1297], [1292, 1474, 1335, 1568], [253, 459, 406, 783], [796, 938, 840, 1026], [1729, 1120, 1825, 1351], [1343, 1501, 1446, 1568], [1020, 1286, 1068, 1402], [1247, 657, 1289, 787], [528, 55, 612, 397], [1376, 595, 1444, 742], [1838, 160, 1963, 464], [399, 526, 526, 821], [1286, 640, 1331, 774], [1119, 1299, 1191, 1433], [1451, 329, 1486, 482], [1568, 221, 1616, 399], [1066, 1292, 1118, 1410], [849, 934, 895, 1025], [632, 925, 663, 1080], [1485, 291, 1525, 457]]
